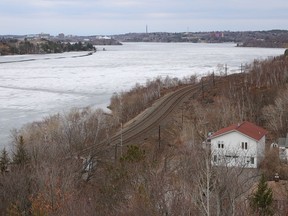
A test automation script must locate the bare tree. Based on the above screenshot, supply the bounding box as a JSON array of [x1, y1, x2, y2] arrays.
[[263, 86, 288, 137]]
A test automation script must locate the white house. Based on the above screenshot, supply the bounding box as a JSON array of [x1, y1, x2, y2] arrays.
[[210, 121, 267, 168]]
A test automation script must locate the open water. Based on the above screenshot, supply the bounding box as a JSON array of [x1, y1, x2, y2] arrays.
[[0, 43, 285, 149]]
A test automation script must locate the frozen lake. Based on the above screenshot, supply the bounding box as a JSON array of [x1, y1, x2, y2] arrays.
[[0, 43, 285, 149]]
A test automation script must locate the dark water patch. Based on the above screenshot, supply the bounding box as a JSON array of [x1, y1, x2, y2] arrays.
[[0, 85, 99, 96]]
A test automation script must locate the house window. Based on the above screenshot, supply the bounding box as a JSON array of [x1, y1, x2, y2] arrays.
[[218, 141, 224, 148], [251, 157, 255, 164], [213, 155, 217, 162], [246, 157, 250, 163], [225, 155, 232, 162], [241, 142, 248, 150]]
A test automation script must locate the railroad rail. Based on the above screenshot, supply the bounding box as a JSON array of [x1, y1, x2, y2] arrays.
[[80, 81, 205, 161]]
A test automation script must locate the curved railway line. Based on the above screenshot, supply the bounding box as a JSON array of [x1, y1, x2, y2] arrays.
[[81, 82, 205, 158]]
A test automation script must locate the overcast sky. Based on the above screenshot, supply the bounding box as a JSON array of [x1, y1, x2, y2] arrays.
[[0, 0, 287, 35]]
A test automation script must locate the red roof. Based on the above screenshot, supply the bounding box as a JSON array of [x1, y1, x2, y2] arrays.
[[211, 121, 268, 141]]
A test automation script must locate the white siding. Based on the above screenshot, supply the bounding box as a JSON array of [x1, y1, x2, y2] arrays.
[[257, 136, 266, 166], [211, 131, 262, 168]]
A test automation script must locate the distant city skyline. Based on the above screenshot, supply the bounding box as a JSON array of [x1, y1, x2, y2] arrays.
[[0, 0, 287, 35]]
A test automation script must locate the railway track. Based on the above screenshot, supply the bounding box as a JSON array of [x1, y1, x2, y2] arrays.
[[80, 82, 203, 158]]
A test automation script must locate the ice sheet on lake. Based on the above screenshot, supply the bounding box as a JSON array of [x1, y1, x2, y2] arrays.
[[0, 43, 285, 149]]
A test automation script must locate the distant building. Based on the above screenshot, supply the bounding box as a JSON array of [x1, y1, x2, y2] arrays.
[[210, 32, 224, 38], [39, 33, 50, 39], [26, 34, 37, 40], [96, 36, 111, 40], [277, 134, 288, 161], [58, 33, 65, 39], [211, 121, 267, 168]]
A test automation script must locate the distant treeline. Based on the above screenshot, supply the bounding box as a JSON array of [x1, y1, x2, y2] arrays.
[[0, 38, 95, 55], [113, 30, 288, 48]]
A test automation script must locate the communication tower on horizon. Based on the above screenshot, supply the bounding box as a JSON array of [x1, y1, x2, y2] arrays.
[[146, 25, 148, 34]]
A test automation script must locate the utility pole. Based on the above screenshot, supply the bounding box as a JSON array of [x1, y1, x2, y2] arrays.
[[224, 64, 228, 76], [240, 63, 244, 73], [158, 125, 161, 149], [115, 122, 123, 162], [115, 142, 118, 162], [120, 122, 123, 157], [182, 107, 184, 127], [119, 97, 123, 159], [201, 79, 204, 98]]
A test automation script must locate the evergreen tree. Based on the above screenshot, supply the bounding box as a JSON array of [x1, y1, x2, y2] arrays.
[[0, 148, 10, 173], [250, 174, 274, 216], [120, 145, 145, 163], [13, 136, 29, 166]]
